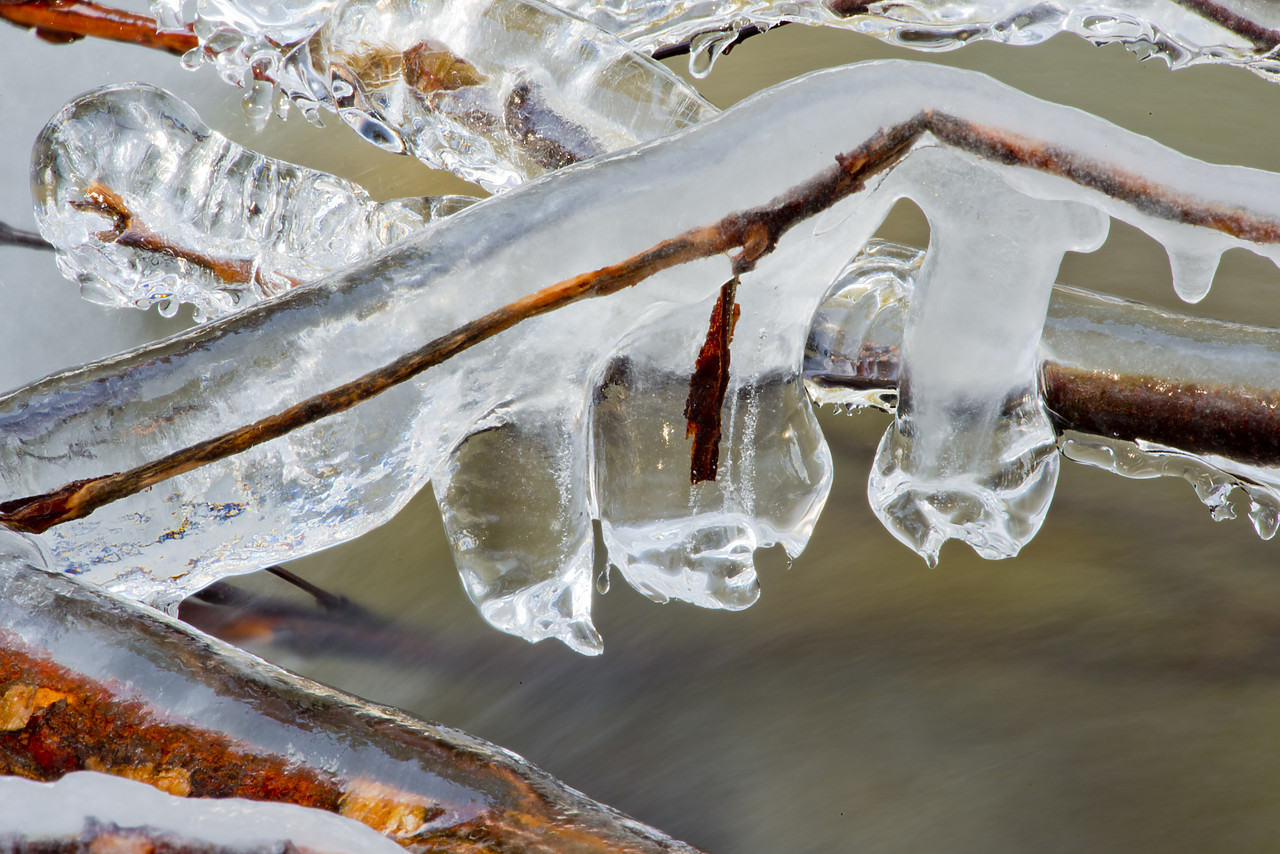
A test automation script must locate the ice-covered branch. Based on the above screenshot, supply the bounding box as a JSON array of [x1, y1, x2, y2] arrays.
[[6, 62, 1280, 649], [809, 240, 1280, 540], [0, 0, 197, 54], [0, 538, 703, 852], [550, 0, 1280, 79]]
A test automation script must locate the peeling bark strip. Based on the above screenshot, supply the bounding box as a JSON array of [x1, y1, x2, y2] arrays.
[[6, 109, 1280, 533], [685, 277, 741, 483], [0, 0, 197, 55]]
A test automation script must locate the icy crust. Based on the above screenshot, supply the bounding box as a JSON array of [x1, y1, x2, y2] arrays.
[[32, 84, 475, 323], [11, 61, 1280, 649], [0, 546, 701, 852], [0, 773, 404, 853], [548, 0, 1280, 79], [154, 0, 714, 191]]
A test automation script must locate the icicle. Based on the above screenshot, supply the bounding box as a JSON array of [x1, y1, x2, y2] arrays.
[[155, 0, 714, 191], [32, 84, 474, 322], [432, 400, 603, 654]]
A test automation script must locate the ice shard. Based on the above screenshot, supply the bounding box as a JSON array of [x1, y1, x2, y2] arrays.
[[33, 83, 474, 322], [153, 0, 714, 190], [9, 61, 1280, 648]]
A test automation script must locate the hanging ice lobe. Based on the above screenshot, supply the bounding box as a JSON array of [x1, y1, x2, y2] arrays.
[[545, 0, 1280, 80], [154, 0, 714, 190], [12, 61, 1280, 650], [32, 83, 473, 322], [867, 153, 1108, 565]]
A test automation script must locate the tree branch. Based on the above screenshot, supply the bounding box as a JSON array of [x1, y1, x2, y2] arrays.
[[0, 0, 196, 55], [4, 109, 1280, 534]]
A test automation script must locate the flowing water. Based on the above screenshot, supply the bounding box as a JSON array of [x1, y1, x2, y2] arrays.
[[5, 17, 1280, 854]]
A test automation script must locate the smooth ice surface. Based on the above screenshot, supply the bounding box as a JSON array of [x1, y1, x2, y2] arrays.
[[13, 61, 1280, 647], [33, 84, 474, 322], [547, 0, 1280, 80], [154, 0, 714, 190], [0, 772, 404, 853]]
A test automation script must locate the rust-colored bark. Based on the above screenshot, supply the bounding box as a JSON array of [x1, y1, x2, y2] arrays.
[[0, 1, 197, 55], [0, 626, 699, 852], [73, 183, 302, 295]]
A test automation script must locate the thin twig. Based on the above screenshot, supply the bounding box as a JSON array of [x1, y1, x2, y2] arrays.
[[0, 221, 52, 252], [0, 0, 197, 55], [4, 109, 1280, 533], [73, 183, 301, 293]]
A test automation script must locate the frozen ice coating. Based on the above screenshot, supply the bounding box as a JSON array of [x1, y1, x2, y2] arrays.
[[154, 0, 714, 190], [809, 241, 1280, 542], [547, 0, 1280, 79], [11, 61, 1280, 648], [433, 400, 603, 654], [0, 773, 405, 853], [0, 546, 705, 852], [32, 83, 475, 323], [867, 153, 1108, 565]]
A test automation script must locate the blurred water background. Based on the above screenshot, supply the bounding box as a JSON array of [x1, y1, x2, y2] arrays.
[[5, 14, 1280, 853]]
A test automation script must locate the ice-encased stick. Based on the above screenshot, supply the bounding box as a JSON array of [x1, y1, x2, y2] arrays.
[[33, 83, 475, 323], [7, 61, 1280, 635], [545, 0, 1280, 81], [0, 540, 704, 852], [807, 240, 1280, 540], [151, 0, 714, 190]]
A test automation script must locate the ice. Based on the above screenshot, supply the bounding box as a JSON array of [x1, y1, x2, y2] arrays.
[[546, 0, 1280, 80], [154, 0, 714, 190], [810, 240, 1280, 543], [11, 61, 1280, 648], [33, 83, 474, 322], [0, 540, 701, 852], [0, 773, 404, 853], [865, 152, 1108, 565]]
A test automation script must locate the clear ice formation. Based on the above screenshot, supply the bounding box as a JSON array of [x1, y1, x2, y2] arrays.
[[0, 773, 404, 853], [32, 83, 475, 323], [810, 240, 1280, 543], [153, 0, 714, 190], [12, 61, 1280, 651]]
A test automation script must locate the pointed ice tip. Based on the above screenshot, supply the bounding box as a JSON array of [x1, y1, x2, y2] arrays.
[[559, 619, 604, 656]]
